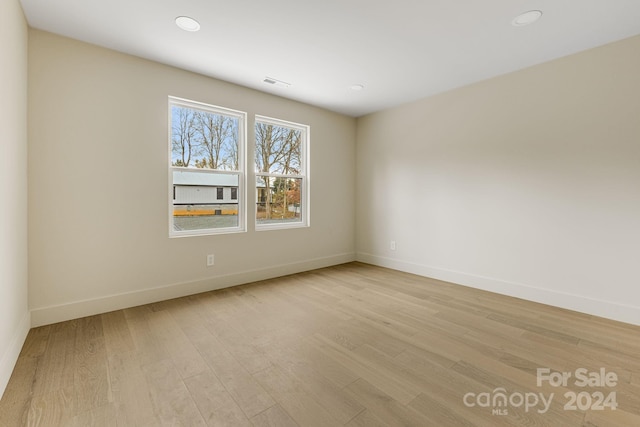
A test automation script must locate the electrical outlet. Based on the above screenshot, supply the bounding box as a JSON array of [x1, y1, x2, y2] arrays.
[[390, 241, 396, 251], [207, 254, 215, 266]]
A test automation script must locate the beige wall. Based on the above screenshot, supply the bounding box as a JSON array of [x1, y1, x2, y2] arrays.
[[356, 35, 640, 325], [0, 0, 29, 398], [28, 30, 356, 326]]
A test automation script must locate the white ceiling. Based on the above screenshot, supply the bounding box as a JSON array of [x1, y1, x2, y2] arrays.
[[20, 0, 640, 117]]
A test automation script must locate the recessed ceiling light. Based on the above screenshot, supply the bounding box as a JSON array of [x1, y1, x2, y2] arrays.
[[350, 84, 365, 91], [511, 10, 543, 27], [175, 16, 201, 32]]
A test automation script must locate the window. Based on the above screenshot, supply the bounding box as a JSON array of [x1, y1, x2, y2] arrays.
[[231, 187, 238, 200], [255, 116, 309, 229], [169, 97, 245, 236]]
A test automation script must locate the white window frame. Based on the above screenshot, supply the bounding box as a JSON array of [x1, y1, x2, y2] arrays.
[[255, 115, 310, 231], [168, 96, 246, 238]]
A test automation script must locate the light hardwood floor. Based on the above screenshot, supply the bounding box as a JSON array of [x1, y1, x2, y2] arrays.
[[1, 262, 639, 426]]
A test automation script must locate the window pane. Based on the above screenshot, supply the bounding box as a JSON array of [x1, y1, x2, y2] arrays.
[[255, 122, 301, 174], [173, 170, 239, 231], [256, 176, 303, 225], [171, 106, 239, 171]]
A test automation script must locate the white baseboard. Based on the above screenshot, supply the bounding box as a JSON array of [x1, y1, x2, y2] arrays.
[[30, 252, 356, 327], [0, 310, 31, 400], [357, 252, 640, 327]]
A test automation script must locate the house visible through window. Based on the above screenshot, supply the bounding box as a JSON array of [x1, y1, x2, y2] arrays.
[[169, 97, 245, 236], [255, 116, 309, 229]]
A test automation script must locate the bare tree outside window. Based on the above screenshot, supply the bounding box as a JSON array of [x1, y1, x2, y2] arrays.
[[255, 117, 308, 228], [171, 107, 197, 167], [194, 111, 237, 170], [171, 106, 238, 171]]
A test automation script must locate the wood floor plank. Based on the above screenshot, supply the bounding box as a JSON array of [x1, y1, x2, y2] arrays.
[[305, 333, 420, 405], [73, 315, 109, 415], [111, 366, 159, 426], [487, 312, 582, 345], [205, 318, 274, 375], [273, 276, 353, 322], [125, 310, 168, 367], [407, 392, 481, 427], [252, 365, 343, 427], [102, 322, 139, 405], [577, 338, 640, 371], [344, 409, 389, 427], [583, 407, 640, 427], [69, 403, 117, 427], [145, 309, 209, 380], [26, 387, 75, 427], [19, 326, 51, 359], [360, 343, 523, 427], [102, 300, 158, 424], [142, 358, 207, 426], [436, 307, 525, 339], [526, 331, 640, 374], [184, 371, 253, 427], [314, 317, 402, 355], [263, 344, 365, 424], [250, 404, 299, 427], [192, 338, 276, 418], [536, 311, 640, 350], [0, 327, 50, 426], [335, 296, 420, 338], [0, 355, 35, 426], [463, 329, 576, 374], [31, 321, 77, 398], [1, 262, 638, 426], [284, 341, 360, 389], [344, 378, 431, 427], [100, 310, 135, 356], [170, 295, 224, 348]]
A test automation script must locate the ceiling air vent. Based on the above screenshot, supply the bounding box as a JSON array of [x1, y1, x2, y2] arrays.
[[263, 77, 291, 88]]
